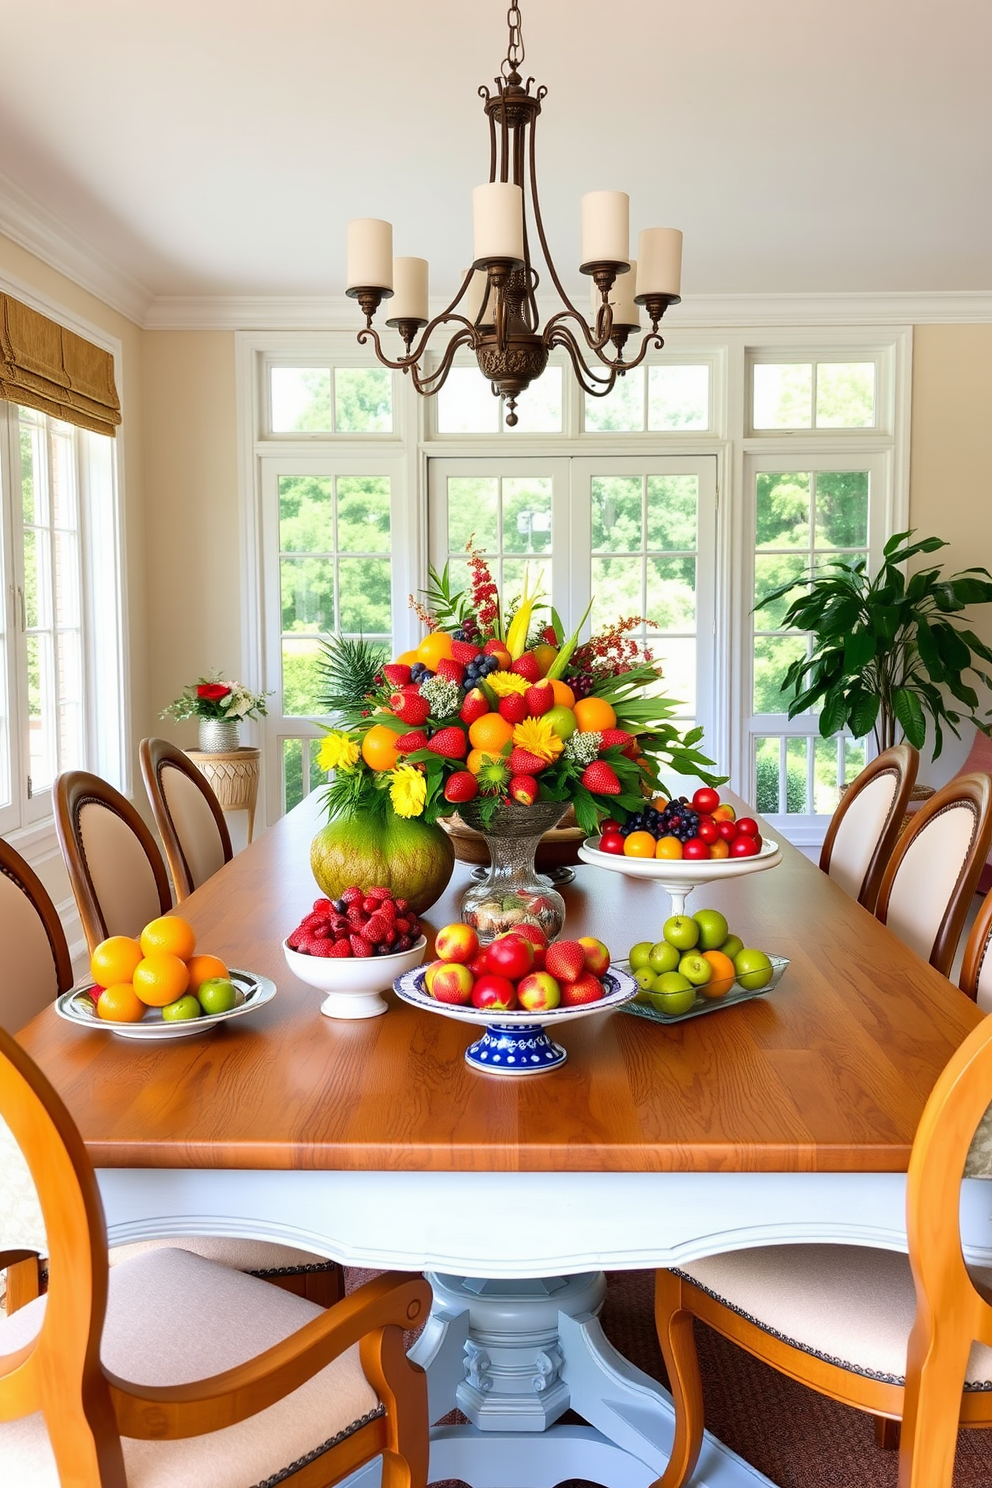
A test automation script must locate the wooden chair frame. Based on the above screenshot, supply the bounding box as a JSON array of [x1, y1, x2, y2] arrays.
[[652, 1011, 992, 1488], [139, 736, 233, 902], [0, 1024, 430, 1488], [960, 888, 992, 1002], [819, 743, 919, 912], [0, 837, 74, 1009], [874, 771, 992, 977], [54, 770, 172, 954]]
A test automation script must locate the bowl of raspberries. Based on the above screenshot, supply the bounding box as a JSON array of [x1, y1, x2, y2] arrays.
[[283, 885, 427, 1020]]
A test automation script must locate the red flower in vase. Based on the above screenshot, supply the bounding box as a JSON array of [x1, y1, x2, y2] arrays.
[[197, 683, 231, 701]]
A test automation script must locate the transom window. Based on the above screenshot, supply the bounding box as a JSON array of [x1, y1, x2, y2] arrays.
[[268, 366, 393, 434], [750, 358, 877, 431]]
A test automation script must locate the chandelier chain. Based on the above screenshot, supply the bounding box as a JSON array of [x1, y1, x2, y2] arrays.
[[502, 3, 525, 76]]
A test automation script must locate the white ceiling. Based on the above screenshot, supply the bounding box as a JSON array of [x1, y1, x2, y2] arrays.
[[0, 0, 989, 312]]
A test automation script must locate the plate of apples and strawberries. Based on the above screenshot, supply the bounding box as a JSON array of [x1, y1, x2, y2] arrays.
[[393, 921, 637, 1074]]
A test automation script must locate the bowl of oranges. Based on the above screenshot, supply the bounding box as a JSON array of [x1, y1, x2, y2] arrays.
[[55, 915, 276, 1040]]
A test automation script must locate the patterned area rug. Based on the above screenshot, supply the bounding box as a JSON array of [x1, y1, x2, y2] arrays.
[[347, 1264, 992, 1488]]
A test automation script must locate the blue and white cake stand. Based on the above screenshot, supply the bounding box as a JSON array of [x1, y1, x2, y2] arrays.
[[393, 964, 637, 1075]]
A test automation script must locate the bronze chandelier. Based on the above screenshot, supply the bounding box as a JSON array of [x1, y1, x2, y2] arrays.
[[345, 3, 682, 426]]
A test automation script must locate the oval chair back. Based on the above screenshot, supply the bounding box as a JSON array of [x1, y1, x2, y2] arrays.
[[139, 738, 232, 902], [0, 838, 73, 1034], [960, 890, 992, 1007], [874, 772, 992, 977], [819, 744, 919, 912], [53, 771, 172, 955]]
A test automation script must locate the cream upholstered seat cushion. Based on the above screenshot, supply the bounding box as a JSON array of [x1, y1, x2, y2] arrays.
[[78, 801, 164, 939], [0, 1247, 380, 1488], [160, 766, 227, 890], [108, 1234, 338, 1275], [884, 803, 978, 965], [827, 772, 898, 902], [677, 1244, 992, 1387]]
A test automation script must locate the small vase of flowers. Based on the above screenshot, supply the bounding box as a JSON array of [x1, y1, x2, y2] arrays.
[[161, 675, 270, 753]]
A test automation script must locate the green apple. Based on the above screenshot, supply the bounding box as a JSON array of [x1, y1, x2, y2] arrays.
[[692, 909, 729, 951], [197, 976, 239, 1015], [629, 941, 654, 971], [663, 915, 699, 951], [545, 704, 578, 739], [733, 948, 773, 991], [633, 966, 656, 995], [649, 980, 697, 1016], [719, 934, 744, 962], [161, 994, 201, 1022], [648, 940, 681, 974], [651, 970, 693, 995], [678, 952, 713, 988]]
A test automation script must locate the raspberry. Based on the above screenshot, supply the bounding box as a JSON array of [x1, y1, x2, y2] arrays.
[[312, 940, 337, 958], [349, 934, 374, 958]]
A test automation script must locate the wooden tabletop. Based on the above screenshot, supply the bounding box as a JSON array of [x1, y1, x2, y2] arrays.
[[18, 794, 983, 1175]]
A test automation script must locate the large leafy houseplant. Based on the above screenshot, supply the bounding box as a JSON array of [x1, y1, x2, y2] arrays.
[[753, 532, 992, 758]]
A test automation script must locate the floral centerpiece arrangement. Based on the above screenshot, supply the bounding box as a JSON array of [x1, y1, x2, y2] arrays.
[[161, 674, 269, 754], [312, 547, 723, 937]]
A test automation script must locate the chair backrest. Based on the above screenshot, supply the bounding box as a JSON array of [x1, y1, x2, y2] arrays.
[[819, 744, 919, 912], [139, 738, 232, 902], [0, 838, 73, 1033], [875, 772, 992, 977], [54, 771, 172, 955], [960, 890, 992, 1006]]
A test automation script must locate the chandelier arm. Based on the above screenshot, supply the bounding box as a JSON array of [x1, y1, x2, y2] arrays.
[[357, 312, 477, 374], [542, 303, 616, 359], [543, 324, 619, 398], [409, 327, 477, 396], [602, 327, 667, 375], [526, 101, 587, 325]]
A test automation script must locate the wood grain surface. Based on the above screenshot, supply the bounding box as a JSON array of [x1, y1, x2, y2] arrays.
[[16, 795, 984, 1175]]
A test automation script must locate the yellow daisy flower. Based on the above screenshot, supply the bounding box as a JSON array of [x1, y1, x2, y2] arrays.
[[512, 715, 564, 763], [389, 763, 427, 818], [317, 731, 360, 772], [486, 671, 530, 697]]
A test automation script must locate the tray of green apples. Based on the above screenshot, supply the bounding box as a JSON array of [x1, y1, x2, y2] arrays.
[[618, 908, 788, 1025]]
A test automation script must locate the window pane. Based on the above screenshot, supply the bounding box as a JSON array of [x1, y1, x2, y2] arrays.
[[51, 427, 77, 528], [279, 476, 334, 552], [448, 477, 498, 553], [844, 738, 867, 785], [281, 557, 334, 633], [591, 555, 644, 629], [585, 367, 644, 432], [647, 556, 696, 631], [334, 368, 392, 433], [816, 363, 875, 428], [814, 735, 842, 815], [271, 368, 332, 432], [437, 368, 500, 433], [646, 475, 697, 550], [504, 368, 562, 432], [54, 531, 80, 628], [648, 365, 709, 430], [336, 476, 391, 553], [592, 477, 642, 552], [282, 638, 324, 716], [502, 557, 552, 611], [753, 634, 807, 713], [653, 636, 696, 716], [502, 478, 552, 554], [22, 528, 42, 628], [753, 364, 813, 429], [57, 630, 83, 768], [754, 554, 806, 628], [338, 557, 392, 635], [785, 738, 809, 813], [20, 418, 40, 523], [283, 738, 304, 810], [309, 738, 325, 791], [814, 471, 869, 549], [27, 633, 56, 793], [756, 472, 811, 549], [755, 738, 781, 814]]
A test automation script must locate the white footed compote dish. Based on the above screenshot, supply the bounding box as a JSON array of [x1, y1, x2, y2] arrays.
[[283, 936, 427, 1020], [578, 834, 781, 917], [393, 963, 637, 1074]]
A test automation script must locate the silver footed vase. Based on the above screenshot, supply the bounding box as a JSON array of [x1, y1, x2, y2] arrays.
[[457, 799, 568, 944]]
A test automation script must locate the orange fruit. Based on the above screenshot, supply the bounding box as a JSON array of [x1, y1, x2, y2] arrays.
[[468, 713, 514, 753], [132, 952, 190, 1007], [624, 831, 658, 858], [701, 950, 736, 998], [550, 679, 575, 708], [362, 724, 402, 772], [139, 915, 197, 962], [186, 953, 230, 992], [652, 796, 670, 811], [712, 804, 737, 822], [709, 839, 730, 859], [90, 935, 143, 989], [416, 632, 455, 669], [655, 836, 684, 859], [573, 697, 617, 734], [467, 747, 501, 775], [396, 648, 421, 667], [533, 643, 558, 677], [96, 983, 147, 1023]]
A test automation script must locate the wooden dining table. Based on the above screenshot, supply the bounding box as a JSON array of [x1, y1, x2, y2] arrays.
[[17, 793, 991, 1488]]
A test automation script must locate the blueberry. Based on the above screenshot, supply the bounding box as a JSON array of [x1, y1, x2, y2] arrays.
[[453, 629, 465, 641]]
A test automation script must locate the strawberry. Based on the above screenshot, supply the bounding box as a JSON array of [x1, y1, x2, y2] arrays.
[[510, 652, 540, 682], [364, 912, 390, 945], [394, 898, 409, 912], [444, 770, 479, 803], [599, 728, 635, 750], [394, 916, 411, 934], [287, 930, 305, 949], [382, 663, 412, 686], [509, 774, 539, 806], [508, 746, 550, 775], [367, 886, 391, 900], [544, 940, 587, 983], [498, 694, 528, 724], [452, 639, 482, 663], [394, 934, 413, 952], [390, 691, 431, 726], [483, 638, 508, 656], [561, 971, 606, 1006], [349, 934, 374, 958], [341, 886, 363, 906], [580, 760, 622, 795], [362, 896, 380, 915], [541, 625, 558, 645], [459, 689, 490, 725], [427, 727, 468, 760], [396, 729, 429, 753], [436, 658, 466, 685], [312, 898, 333, 913], [325, 939, 352, 959], [524, 682, 554, 716], [347, 904, 368, 924]]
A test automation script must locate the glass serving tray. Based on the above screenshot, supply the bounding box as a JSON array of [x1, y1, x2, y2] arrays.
[[617, 955, 789, 1025]]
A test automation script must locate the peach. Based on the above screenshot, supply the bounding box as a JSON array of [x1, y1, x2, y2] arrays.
[[435, 922, 479, 964], [517, 972, 561, 1012], [431, 962, 475, 1005], [578, 936, 610, 976]]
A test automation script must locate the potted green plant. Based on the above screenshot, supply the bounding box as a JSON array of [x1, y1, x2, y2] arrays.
[[753, 531, 992, 758]]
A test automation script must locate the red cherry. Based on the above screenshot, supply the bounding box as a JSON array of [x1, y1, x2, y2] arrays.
[[717, 819, 740, 842], [600, 819, 622, 834], [600, 831, 626, 855], [730, 835, 760, 857], [692, 787, 720, 815], [736, 818, 760, 838], [682, 838, 711, 859], [696, 817, 720, 844]]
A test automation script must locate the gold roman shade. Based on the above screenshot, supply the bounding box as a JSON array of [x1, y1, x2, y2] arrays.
[[0, 294, 121, 437]]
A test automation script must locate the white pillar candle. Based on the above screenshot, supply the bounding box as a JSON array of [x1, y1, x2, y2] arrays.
[[347, 219, 393, 291], [390, 257, 429, 321], [472, 183, 524, 265], [636, 228, 683, 298], [464, 267, 491, 323], [591, 259, 640, 328], [580, 191, 629, 265]]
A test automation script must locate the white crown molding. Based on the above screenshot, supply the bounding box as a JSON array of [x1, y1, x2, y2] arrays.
[[145, 288, 992, 332], [0, 168, 152, 327]]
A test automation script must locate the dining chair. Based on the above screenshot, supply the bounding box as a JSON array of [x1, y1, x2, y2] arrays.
[[873, 771, 992, 978], [0, 1021, 429, 1488], [0, 835, 74, 1034], [54, 769, 174, 955], [960, 889, 992, 1007], [139, 736, 233, 901], [819, 743, 919, 913], [652, 1009, 992, 1488]]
